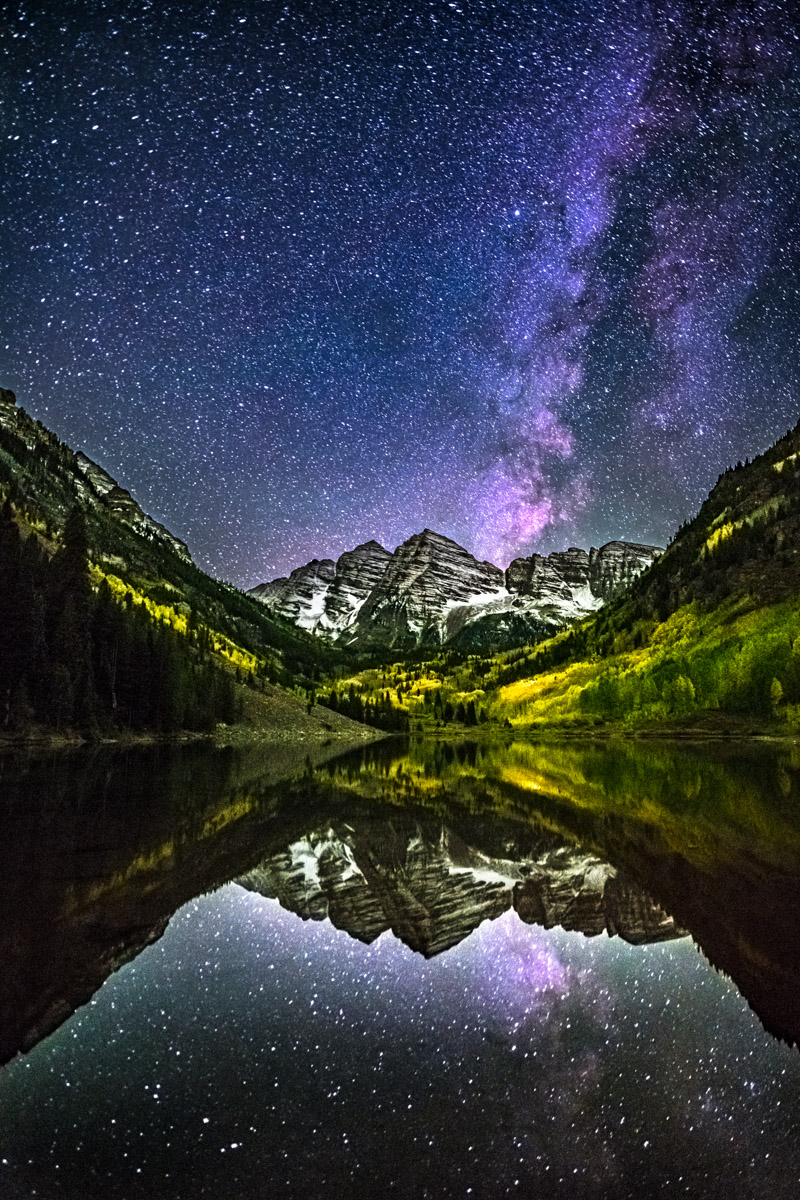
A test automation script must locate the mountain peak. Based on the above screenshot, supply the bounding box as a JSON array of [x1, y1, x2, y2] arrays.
[[351, 539, 389, 553], [405, 527, 459, 547], [249, 531, 661, 652]]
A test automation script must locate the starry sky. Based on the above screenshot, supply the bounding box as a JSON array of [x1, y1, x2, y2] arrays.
[[1, 889, 799, 1199], [2, 0, 800, 584]]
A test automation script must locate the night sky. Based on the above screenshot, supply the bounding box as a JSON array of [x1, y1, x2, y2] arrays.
[[2, 1, 800, 584]]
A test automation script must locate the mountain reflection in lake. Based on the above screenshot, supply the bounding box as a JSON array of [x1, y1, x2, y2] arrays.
[[2, 738, 800, 1198]]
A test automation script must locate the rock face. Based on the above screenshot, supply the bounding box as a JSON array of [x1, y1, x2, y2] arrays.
[[238, 820, 683, 956], [351, 529, 506, 649], [74, 453, 192, 562], [506, 541, 662, 612], [250, 540, 393, 635], [249, 558, 337, 629], [249, 528, 661, 650], [324, 541, 393, 630], [590, 541, 663, 597]]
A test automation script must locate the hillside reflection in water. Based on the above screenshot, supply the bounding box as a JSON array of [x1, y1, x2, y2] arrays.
[[1, 736, 800, 1199]]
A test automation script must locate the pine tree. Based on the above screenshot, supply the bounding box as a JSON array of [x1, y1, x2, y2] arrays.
[[48, 506, 96, 729], [0, 504, 24, 726]]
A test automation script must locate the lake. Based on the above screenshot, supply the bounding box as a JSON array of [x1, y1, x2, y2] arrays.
[[1, 736, 800, 1198]]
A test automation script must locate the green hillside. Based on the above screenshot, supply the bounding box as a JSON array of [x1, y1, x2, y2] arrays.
[[489, 421, 800, 732], [0, 388, 348, 737]]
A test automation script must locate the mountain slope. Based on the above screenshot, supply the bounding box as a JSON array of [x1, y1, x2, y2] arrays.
[[0, 389, 376, 741], [0, 388, 339, 688], [490, 420, 800, 731], [249, 526, 661, 651]]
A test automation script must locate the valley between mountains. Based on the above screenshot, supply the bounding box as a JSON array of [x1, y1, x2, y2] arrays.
[[2, 383, 800, 742]]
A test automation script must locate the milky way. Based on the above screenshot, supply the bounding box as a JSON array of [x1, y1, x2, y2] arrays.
[[2, 1, 800, 582]]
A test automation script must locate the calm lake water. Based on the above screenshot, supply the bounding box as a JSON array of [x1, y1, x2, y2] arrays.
[[1, 737, 800, 1198]]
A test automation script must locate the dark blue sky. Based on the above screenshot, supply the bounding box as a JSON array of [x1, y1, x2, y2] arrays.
[[2, 0, 800, 584]]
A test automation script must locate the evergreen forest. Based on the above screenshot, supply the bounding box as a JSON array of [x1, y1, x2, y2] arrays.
[[0, 504, 238, 734]]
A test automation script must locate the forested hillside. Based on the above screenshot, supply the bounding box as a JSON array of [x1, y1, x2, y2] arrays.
[[0, 389, 346, 737], [487, 420, 800, 731], [0, 394, 340, 683], [0, 503, 242, 733]]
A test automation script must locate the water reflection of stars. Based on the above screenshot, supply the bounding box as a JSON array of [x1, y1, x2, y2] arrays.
[[0, 886, 799, 1199]]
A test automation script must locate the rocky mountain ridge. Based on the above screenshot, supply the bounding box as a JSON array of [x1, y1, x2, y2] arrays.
[[0, 389, 191, 561], [249, 526, 661, 651]]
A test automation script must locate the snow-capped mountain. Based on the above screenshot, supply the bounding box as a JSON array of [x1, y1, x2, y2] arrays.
[[248, 528, 661, 650], [351, 528, 507, 649], [249, 539, 392, 636]]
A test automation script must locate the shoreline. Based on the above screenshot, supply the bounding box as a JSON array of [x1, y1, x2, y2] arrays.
[[3, 718, 797, 754], [0, 718, 387, 755], [404, 721, 800, 745]]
